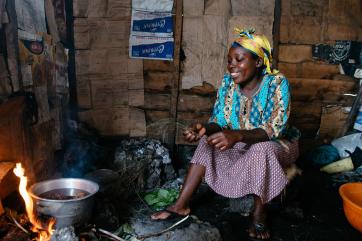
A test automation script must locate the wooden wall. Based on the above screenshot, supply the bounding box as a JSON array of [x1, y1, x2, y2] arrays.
[[279, 0, 361, 139], [0, 0, 70, 181], [73, 0, 146, 137], [72, 0, 361, 150]]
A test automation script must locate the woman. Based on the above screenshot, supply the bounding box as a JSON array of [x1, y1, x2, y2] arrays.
[[151, 29, 299, 240]]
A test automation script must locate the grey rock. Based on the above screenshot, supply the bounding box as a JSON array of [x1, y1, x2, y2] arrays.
[[129, 207, 222, 241]]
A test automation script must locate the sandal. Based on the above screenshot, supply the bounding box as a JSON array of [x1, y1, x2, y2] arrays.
[[248, 222, 270, 240], [151, 209, 189, 221]]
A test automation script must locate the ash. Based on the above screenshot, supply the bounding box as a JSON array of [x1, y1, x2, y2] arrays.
[[50, 226, 78, 241], [114, 138, 176, 190]]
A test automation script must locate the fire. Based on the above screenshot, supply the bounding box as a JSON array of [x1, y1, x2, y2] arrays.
[[13, 163, 55, 241]]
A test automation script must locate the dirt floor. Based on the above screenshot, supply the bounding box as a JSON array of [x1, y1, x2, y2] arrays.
[[190, 169, 361, 241]]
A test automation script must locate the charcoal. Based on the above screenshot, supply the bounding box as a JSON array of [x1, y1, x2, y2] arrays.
[[113, 138, 176, 190]]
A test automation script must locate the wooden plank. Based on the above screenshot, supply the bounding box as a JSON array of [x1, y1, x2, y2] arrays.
[[278, 62, 299, 78], [129, 89, 144, 107], [76, 75, 92, 109], [0, 54, 12, 97], [143, 60, 175, 72], [279, 15, 323, 44], [145, 110, 171, 122], [79, 106, 130, 136], [73, 0, 88, 17], [300, 62, 339, 79], [182, 81, 216, 96], [177, 94, 215, 112], [290, 101, 322, 139], [129, 108, 146, 137], [74, 18, 89, 49], [144, 72, 173, 92], [278, 44, 312, 63], [289, 78, 356, 104], [30, 121, 55, 181], [144, 93, 171, 110]]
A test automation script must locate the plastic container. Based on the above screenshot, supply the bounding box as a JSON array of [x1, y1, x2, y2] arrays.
[[339, 182, 362, 232]]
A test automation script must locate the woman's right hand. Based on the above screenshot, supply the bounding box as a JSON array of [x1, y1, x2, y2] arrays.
[[183, 123, 206, 143]]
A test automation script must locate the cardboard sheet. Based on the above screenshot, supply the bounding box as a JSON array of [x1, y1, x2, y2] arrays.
[[15, 0, 47, 33], [228, 16, 274, 46], [204, 0, 231, 16], [181, 15, 227, 89], [319, 105, 350, 139], [183, 0, 204, 16]]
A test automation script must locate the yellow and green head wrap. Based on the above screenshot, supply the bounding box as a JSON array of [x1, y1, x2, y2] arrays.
[[232, 28, 278, 75]]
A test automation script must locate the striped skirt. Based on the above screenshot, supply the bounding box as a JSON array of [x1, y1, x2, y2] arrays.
[[190, 137, 299, 203]]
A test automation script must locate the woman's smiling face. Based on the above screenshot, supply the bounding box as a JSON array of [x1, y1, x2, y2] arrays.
[[227, 46, 262, 86]]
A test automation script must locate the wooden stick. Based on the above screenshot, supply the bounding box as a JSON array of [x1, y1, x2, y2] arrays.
[[96, 228, 127, 241], [9, 211, 30, 235]]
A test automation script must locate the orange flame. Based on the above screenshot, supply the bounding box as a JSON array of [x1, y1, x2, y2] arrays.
[[13, 163, 55, 241]]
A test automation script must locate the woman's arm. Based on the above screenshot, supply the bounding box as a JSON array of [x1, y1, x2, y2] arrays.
[[183, 122, 223, 143], [206, 128, 269, 150]]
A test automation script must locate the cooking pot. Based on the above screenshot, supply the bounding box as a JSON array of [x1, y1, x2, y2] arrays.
[[29, 178, 99, 228]]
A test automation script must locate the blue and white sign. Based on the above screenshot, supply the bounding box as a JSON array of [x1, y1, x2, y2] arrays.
[[132, 10, 173, 36], [130, 0, 174, 61], [129, 36, 174, 60]]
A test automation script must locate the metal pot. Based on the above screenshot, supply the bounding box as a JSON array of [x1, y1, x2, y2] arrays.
[[29, 178, 99, 228]]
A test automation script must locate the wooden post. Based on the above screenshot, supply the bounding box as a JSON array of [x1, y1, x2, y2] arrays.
[[4, 0, 21, 91], [170, 0, 183, 150]]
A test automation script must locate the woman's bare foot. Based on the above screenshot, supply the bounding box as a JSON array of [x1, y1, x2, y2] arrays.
[[247, 196, 270, 240], [151, 205, 190, 220]]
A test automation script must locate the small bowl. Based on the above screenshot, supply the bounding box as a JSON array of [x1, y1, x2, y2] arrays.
[[339, 182, 362, 232]]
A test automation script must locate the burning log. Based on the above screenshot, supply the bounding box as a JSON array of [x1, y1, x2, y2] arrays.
[[1, 226, 29, 241], [0, 200, 3, 216], [0, 162, 16, 216]]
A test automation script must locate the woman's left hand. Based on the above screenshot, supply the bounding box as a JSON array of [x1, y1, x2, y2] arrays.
[[206, 130, 242, 151]]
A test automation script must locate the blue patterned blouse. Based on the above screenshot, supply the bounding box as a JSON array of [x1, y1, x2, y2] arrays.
[[209, 73, 299, 140]]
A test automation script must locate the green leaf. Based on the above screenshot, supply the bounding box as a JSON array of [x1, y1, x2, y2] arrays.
[[122, 223, 134, 234], [154, 201, 168, 207], [143, 188, 180, 210], [144, 194, 159, 205], [157, 189, 170, 199]]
